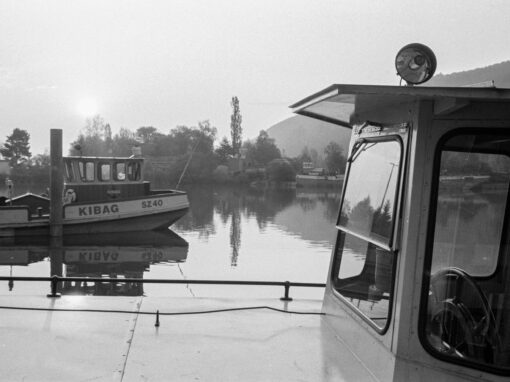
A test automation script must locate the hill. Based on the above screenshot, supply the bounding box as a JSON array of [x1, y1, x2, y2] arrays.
[[266, 60, 510, 159], [427, 60, 510, 87], [266, 115, 351, 158]]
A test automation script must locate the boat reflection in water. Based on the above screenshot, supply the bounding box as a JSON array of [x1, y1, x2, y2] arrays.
[[0, 230, 188, 296]]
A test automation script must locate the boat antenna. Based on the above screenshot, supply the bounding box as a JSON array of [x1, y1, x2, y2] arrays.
[[175, 138, 200, 189]]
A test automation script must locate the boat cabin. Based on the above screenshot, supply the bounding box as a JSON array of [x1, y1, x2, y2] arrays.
[[63, 156, 149, 203], [291, 84, 510, 380]]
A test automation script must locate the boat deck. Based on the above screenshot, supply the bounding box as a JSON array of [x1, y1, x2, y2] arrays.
[[0, 294, 377, 381]]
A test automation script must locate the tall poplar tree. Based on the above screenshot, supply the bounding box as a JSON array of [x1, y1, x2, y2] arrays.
[[230, 96, 242, 156]]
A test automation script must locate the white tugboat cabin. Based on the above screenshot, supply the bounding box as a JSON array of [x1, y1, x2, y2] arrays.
[[290, 45, 510, 380]]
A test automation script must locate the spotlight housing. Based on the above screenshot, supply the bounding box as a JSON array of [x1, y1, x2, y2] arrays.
[[395, 43, 436, 85]]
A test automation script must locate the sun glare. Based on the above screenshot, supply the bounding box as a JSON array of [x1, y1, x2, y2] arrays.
[[77, 98, 98, 117]]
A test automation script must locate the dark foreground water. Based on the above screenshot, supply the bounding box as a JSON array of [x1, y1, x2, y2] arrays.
[[0, 185, 341, 299]]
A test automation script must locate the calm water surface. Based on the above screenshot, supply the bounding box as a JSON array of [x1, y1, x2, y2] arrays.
[[0, 185, 341, 299]]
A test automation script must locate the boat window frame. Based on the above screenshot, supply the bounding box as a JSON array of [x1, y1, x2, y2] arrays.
[[127, 161, 142, 181], [114, 162, 126, 181], [64, 160, 75, 182], [419, 127, 510, 376], [79, 160, 95, 182], [331, 132, 406, 334], [336, 135, 404, 251], [98, 162, 112, 182]]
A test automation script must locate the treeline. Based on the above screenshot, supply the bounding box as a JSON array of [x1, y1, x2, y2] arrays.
[[70, 116, 308, 185], [1, 115, 348, 190]]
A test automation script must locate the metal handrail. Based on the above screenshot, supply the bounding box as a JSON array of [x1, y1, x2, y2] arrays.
[[0, 276, 326, 301]]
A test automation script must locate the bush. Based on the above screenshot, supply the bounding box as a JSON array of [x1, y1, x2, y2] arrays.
[[266, 159, 296, 182]]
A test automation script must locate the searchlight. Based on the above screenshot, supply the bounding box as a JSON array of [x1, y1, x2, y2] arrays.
[[395, 43, 436, 85]]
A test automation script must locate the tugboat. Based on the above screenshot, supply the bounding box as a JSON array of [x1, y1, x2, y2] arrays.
[[0, 148, 189, 237]]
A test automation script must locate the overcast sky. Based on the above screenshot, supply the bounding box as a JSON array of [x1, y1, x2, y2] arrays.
[[1, 0, 510, 155]]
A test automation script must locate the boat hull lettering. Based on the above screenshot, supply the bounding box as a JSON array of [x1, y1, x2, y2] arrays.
[[79, 251, 119, 262], [142, 199, 163, 208], [78, 204, 119, 216]]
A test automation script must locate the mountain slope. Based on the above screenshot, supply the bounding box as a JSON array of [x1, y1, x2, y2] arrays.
[[266, 115, 351, 158], [427, 60, 510, 87]]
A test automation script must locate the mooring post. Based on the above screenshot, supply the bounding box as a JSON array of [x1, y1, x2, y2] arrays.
[[280, 281, 293, 301], [47, 275, 62, 298], [47, 235, 63, 297], [155, 310, 160, 327], [50, 129, 63, 237]]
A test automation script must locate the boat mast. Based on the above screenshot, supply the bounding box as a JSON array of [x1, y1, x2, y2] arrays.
[[175, 138, 200, 189]]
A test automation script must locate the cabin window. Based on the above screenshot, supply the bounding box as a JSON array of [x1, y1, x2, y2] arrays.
[[421, 131, 510, 374], [79, 161, 95, 182], [114, 163, 126, 181], [99, 163, 111, 181], [127, 162, 141, 181], [64, 161, 75, 182], [333, 138, 402, 332]]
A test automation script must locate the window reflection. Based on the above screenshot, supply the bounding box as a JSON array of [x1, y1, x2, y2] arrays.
[[80, 162, 95, 182], [115, 163, 126, 181], [99, 163, 111, 181], [335, 232, 395, 329], [334, 139, 401, 330], [339, 140, 401, 247], [423, 132, 510, 372]]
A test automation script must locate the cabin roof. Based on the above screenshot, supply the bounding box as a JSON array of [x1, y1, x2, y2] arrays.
[[9, 192, 49, 202], [290, 84, 510, 128]]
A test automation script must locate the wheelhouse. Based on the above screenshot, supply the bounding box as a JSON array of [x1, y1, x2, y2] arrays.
[[63, 156, 148, 203], [292, 84, 510, 381]]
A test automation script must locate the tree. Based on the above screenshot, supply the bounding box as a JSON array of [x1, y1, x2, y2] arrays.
[[136, 126, 158, 143], [324, 141, 347, 174], [215, 137, 233, 163], [300, 146, 312, 162], [169, 121, 217, 156], [1, 128, 32, 166], [266, 158, 296, 182], [112, 128, 138, 156], [310, 148, 320, 166], [244, 130, 281, 167], [104, 123, 113, 155], [291, 146, 313, 173], [31, 152, 50, 167], [230, 96, 242, 156], [70, 115, 110, 156], [83, 115, 108, 139]]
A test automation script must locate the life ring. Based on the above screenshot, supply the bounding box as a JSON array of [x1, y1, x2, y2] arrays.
[[64, 189, 77, 204]]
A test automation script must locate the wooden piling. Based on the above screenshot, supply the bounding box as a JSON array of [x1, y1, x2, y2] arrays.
[[47, 236, 63, 297], [50, 129, 63, 237]]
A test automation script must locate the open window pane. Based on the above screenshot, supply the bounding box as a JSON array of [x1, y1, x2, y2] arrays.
[[333, 138, 401, 331], [339, 140, 401, 247]]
